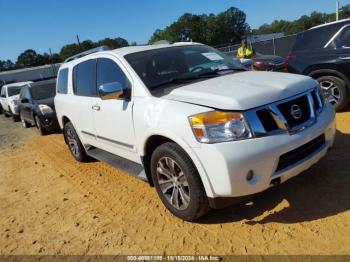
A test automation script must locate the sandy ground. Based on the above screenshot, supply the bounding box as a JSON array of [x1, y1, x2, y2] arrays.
[[0, 110, 349, 255]]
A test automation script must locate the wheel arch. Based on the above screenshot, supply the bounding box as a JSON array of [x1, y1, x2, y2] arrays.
[[306, 67, 350, 92], [141, 134, 215, 198]]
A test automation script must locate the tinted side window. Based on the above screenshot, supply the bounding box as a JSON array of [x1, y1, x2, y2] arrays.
[[20, 86, 31, 100], [97, 58, 130, 89], [293, 23, 344, 51], [338, 26, 350, 47], [57, 68, 69, 94], [74, 60, 97, 97]]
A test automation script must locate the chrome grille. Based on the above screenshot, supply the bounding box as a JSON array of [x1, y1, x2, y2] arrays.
[[245, 88, 324, 137]]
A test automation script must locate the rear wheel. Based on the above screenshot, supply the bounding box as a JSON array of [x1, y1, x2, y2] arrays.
[[9, 108, 19, 122], [317, 75, 349, 111], [151, 142, 209, 221], [63, 122, 90, 162]]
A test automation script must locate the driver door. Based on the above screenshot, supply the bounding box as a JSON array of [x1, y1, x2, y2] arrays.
[[92, 56, 138, 162]]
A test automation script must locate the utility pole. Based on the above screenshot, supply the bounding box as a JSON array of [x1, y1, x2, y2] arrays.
[[336, 0, 340, 21], [48, 48, 57, 76], [76, 34, 82, 50]]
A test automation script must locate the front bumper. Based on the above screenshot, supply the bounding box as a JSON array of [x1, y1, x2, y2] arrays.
[[192, 102, 336, 205], [37, 112, 59, 131]]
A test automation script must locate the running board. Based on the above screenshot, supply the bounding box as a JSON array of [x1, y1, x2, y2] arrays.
[[86, 148, 148, 182]]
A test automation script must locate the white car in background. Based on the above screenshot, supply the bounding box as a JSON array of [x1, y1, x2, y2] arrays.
[[55, 43, 336, 221], [0, 81, 33, 121]]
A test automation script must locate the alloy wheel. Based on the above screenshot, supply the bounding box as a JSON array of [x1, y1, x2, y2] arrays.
[[319, 80, 341, 105], [66, 128, 80, 158], [156, 157, 190, 210]]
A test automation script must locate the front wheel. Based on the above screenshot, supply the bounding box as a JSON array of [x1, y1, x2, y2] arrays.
[[35, 115, 47, 136], [317, 76, 349, 111], [63, 122, 90, 162], [20, 112, 30, 128], [151, 142, 209, 221]]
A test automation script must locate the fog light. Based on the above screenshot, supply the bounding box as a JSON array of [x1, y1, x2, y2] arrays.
[[246, 170, 254, 181]]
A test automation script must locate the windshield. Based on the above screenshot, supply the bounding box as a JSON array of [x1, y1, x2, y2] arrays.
[[124, 45, 245, 90], [31, 84, 56, 100], [7, 86, 22, 97]]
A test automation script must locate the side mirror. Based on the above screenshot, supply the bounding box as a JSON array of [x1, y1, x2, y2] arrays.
[[98, 82, 130, 100], [21, 98, 29, 103]]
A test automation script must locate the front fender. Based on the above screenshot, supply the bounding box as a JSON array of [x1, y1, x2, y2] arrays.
[[140, 128, 216, 198]]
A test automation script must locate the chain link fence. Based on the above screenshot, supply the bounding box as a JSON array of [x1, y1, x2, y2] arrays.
[[217, 34, 297, 58]]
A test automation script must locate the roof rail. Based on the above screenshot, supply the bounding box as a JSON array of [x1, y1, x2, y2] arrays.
[[64, 45, 111, 63]]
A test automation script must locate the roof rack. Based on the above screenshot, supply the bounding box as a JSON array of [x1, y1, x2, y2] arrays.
[[64, 45, 111, 63]]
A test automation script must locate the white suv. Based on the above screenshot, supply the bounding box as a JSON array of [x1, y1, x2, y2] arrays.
[[0, 81, 33, 121], [55, 43, 336, 221]]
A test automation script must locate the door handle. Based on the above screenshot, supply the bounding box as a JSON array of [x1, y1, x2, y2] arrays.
[[92, 105, 100, 111], [339, 56, 350, 60]]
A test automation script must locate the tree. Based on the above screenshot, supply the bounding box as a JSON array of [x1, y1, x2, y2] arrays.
[[253, 6, 350, 36], [149, 7, 249, 46], [97, 37, 129, 49], [0, 59, 15, 72], [16, 49, 40, 68], [59, 37, 129, 61]]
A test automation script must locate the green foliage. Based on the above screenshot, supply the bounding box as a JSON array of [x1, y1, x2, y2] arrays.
[[0, 60, 15, 72], [253, 5, 350, 35], [149, 7, 250, 46], [59, 37, 129, 61]]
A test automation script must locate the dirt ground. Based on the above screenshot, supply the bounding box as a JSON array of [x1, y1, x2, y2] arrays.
[[0, 110, 349, 255]]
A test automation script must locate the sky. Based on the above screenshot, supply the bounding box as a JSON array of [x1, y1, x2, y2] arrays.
[[1, 0, 350, 61]]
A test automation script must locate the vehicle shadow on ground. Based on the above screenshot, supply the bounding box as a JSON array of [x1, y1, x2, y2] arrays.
[[198, 130, 350, 225]]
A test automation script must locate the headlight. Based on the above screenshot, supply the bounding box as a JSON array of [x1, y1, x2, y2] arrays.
[[38, 104, 53, 114], [189, 111, 252, 143]]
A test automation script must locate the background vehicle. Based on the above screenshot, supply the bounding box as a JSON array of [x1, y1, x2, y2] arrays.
[[252, 53, 285, 71], [55, 44, 335, 221], [287, 19, 350, 111], [227, 51, 285, 71], [0, 81, 32, 121], [18, 79, 58, 135]]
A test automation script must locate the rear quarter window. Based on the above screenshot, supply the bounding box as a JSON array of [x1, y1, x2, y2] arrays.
[[73, 59, 97, 97], [293, 23, 345, 51], [57, 68, 69, 94]]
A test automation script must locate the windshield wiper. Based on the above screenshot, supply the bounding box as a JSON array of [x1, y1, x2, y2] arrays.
[[149, 75, 211, 89], [149, 68, 245, 90], [197, 68, 245, 77]]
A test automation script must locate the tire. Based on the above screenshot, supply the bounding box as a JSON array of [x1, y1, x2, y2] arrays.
[[317, 75, 349, 111], [9, 108, 19, 122], [20, 112, 30, 128], [63, 122, 90, 162], [34, 115, 48, 136], [150, 142, 209, 221], [0, 105, 3, 115]]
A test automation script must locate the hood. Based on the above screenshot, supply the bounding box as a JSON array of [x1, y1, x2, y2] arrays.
[[8, 95, 20, 102], [161, 71, 316, 110], [254, 55, 282, 61], [34, 97, 55, 110]]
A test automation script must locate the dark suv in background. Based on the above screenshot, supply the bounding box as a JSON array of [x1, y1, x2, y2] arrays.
[[18, 78, 59, 135], [287, 19, 350, 111]]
